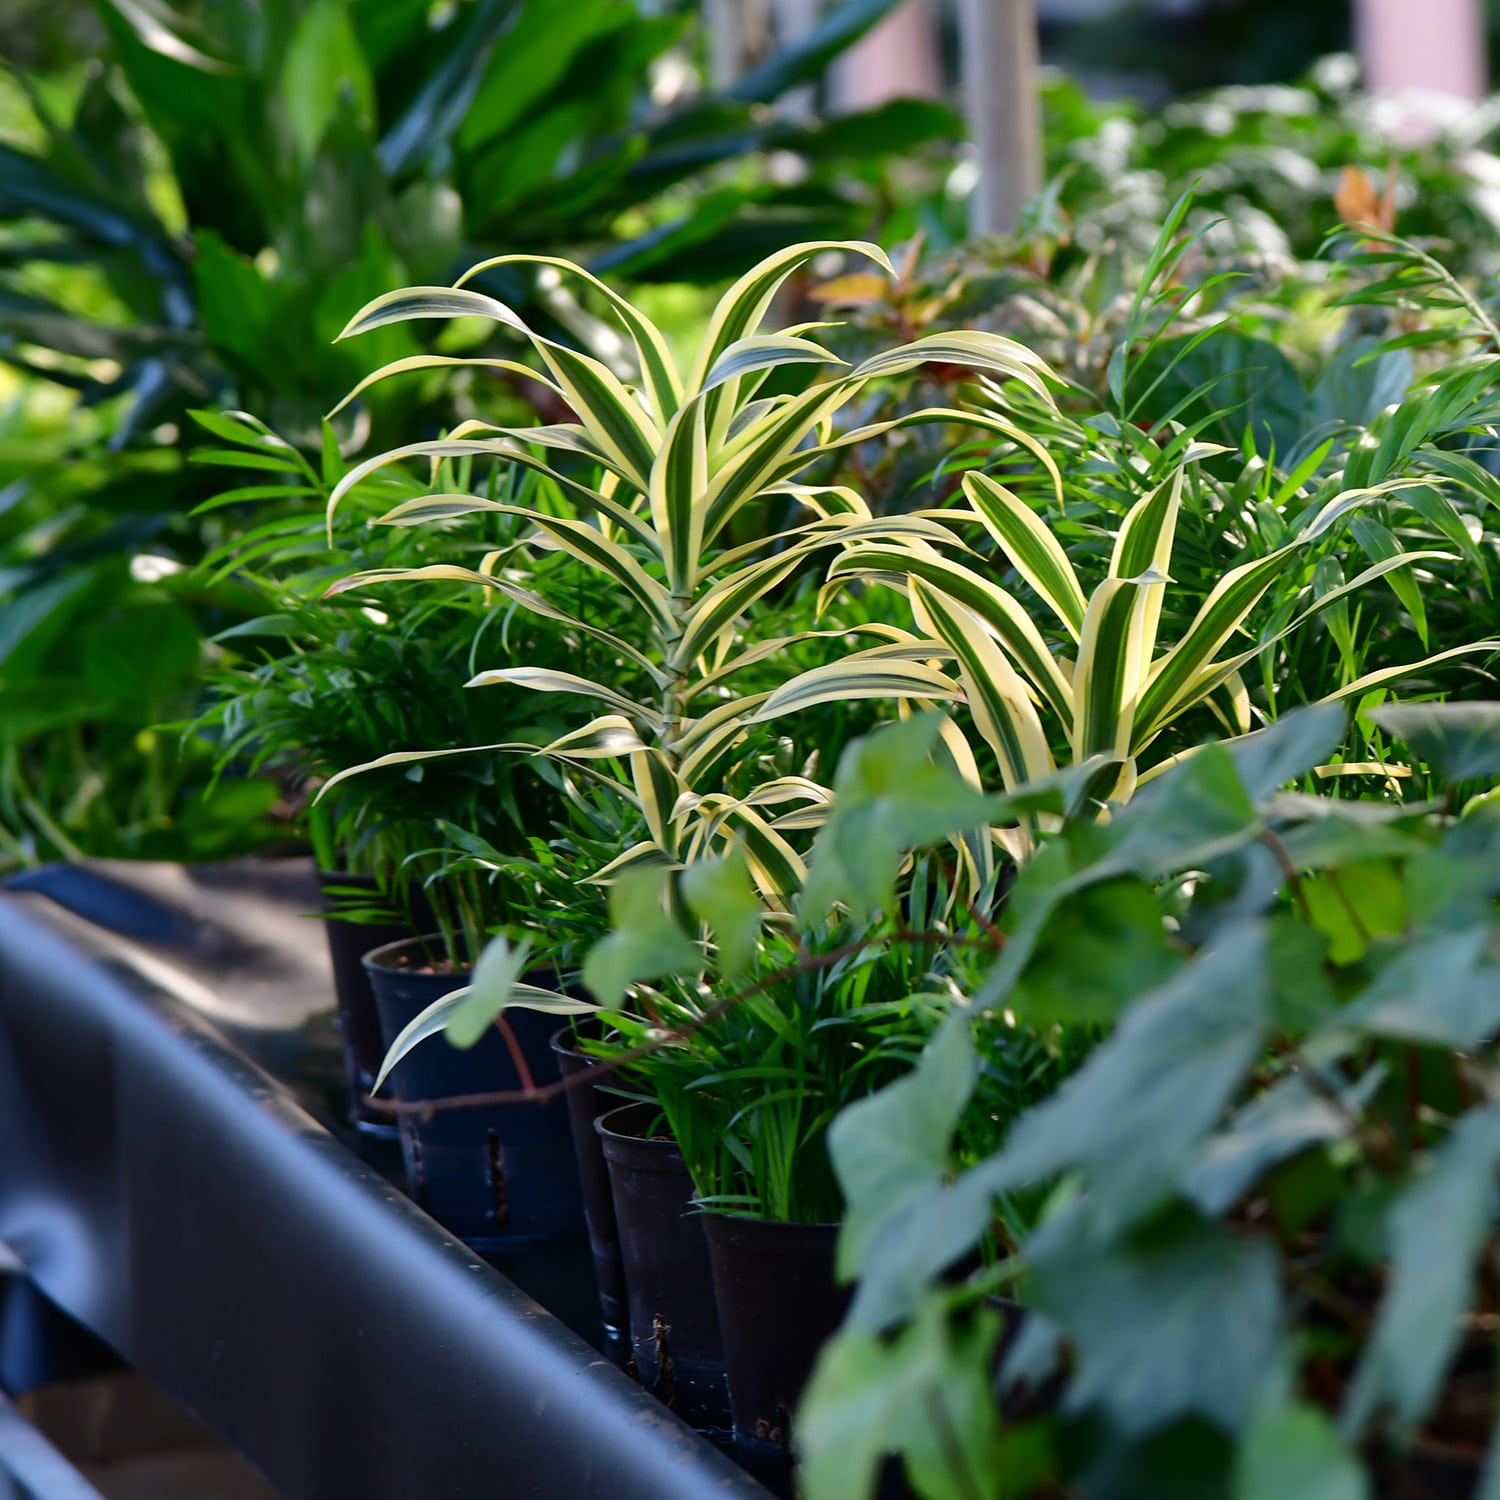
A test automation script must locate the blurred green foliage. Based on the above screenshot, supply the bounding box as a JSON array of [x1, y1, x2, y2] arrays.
[[0, 0, 954, 872]]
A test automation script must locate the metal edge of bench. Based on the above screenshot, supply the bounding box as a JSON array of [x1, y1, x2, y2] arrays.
[[0, 894, 772, 1500]]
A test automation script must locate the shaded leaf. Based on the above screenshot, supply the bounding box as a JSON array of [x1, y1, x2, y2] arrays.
[[681, 851, 761, 981], [1032, 1220, 1282, 1436], [582, 867, 700, 1005], [1236, 1401, 1370, 1500], [831, 1019, 979, 1278], [1342, 1106, 1500, 1438], [1369, 703, 1500, 785]]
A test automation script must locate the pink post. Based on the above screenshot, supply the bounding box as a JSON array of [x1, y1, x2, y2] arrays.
[[1355, 0, 1487, 99], [837, 0, 943, 111]]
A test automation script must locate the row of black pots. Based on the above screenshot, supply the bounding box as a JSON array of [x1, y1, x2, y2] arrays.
[[572, 1084, 850, 1493], [315, 878, 846, 1490]]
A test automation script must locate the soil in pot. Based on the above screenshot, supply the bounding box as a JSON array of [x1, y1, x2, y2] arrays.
[[595, 1102, 728, 1429], [550, 1025, 628, 1343], [315, 869, 433, 1136], [702, 1213, 850, 1489], [363, 935, 586, 1252]]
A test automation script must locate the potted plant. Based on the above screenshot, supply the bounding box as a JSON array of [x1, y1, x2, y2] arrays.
[[193, 419, 613, 1268]]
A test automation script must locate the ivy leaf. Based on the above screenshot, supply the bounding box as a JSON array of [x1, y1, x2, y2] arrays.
[[830, 1018, 979, 1279], [995, 921, 1271, 1235], [974, 748, 1261, 1014], [681, 851, 761, 981], [1267, 914, 1337, 1034], [844, 1165, 1004, 1334], [1005, 876, 1183, 1026], [1405, 847, 1499, 932], [799, 713, 997, 925], [1031, 1219, 1282, 1436], [1236, 1401, 1370, 1500], [799, 1297, 1027, 1500], [1342, 1105, 1500, 1439], [1185, 1069, 1384, 1218], [847, 925, 1271, 1333], [446, 931, 534, 1048], [1369, 702, 1500, 785], [1301, 859, 1406, 964], [581, 868, 701, 1006], [1324, 928, 1499, 1049], [1088, 744, 1261, 884], [1228, 703, 1348, 801], [1274, 812, 1427, 874]]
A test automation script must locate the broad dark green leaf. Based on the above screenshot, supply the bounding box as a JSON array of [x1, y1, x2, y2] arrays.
[[1133, 330, 1306, 458], [729, 0, 906, 104], [581, 867, 700, 1005], [1031, 1219, 1282, 1436], [1342, 1106, 1500, 1438], [1369, 702, 1500, 785], [830, 1019, 978, 1277], [799, 714, 998, 924], [1235, 1401, 1370, 1500]]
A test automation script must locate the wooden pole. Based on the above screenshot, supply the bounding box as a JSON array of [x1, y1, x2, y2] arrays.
[[958, 0, 1042, 236]]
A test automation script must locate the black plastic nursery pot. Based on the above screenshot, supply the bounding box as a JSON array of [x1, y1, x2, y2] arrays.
[[549, 1025, 628, 1340], [362, 935, 585, 1258], [703, 1215, 849, 1466], [314, 868, 424, 1136], [595, 1103, 729, 1429]]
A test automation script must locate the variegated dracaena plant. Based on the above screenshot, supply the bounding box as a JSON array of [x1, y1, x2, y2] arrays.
[[319, 241, 1058, 907], [760, 465, 1500, 822]]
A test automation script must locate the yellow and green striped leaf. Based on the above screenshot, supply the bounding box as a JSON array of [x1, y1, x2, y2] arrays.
[[540, 716, 649, 759], [314, 742, 533, 802], [814, 406, 1065, 509], [1133, 545, 1302, 740], [752, 656, 962, 722], [466, 666, 656, 726], [686, 240, 894, 394], [1319, 641, 1500, 703], [650, 402, 709, 595], [376, 479, 657, 552], [702, 801, 808, 905], [631, 748, 685, 852], [700, 381, 859, 544], [673, 553, 805, 670], [700, 334, 848, 395], [849, 331, 1054, 405], [328, 354, 564, 418], [528, 336, 660, 488], [322, 563, 495, 597], [963, 472, 1086, 638], [455, 253, 683, 421], [336, 285, 531, 341], [515, 513, 675, 634], [1072, 575, 1161, 761], [584, 842, 684, 884], [827, 545, 1075, 723], [909, 578, 1056, 791]]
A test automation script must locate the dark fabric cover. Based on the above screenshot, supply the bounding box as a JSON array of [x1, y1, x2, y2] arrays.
[[0, 883, 770, 1500]]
